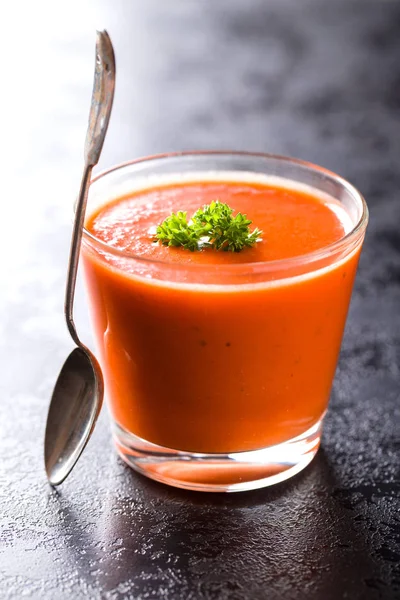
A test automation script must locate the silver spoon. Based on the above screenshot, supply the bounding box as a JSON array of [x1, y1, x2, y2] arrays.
[[44, 31, 116, 486]]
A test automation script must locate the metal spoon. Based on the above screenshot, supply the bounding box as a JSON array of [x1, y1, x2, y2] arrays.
[[44, 31, 116, 486]]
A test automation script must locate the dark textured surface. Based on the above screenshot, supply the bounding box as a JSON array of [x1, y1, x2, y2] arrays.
[[1, 1, 400, 598]]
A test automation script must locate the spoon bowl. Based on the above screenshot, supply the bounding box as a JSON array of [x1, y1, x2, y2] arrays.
[[45, 348, 103, 485]]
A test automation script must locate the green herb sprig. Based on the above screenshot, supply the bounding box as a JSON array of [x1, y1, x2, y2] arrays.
[[155, 200, 263, 252]]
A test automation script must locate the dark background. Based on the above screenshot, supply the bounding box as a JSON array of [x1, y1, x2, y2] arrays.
[[1, 1, 399, 598]]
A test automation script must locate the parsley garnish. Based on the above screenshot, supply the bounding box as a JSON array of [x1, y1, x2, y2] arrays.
[[155, 200, 263, 252]]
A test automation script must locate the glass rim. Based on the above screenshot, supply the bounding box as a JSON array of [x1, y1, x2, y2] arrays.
[[82, 150, 369, 273]]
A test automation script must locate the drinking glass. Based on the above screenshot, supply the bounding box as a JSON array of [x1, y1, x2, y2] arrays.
[[81, 151, 368, 492]]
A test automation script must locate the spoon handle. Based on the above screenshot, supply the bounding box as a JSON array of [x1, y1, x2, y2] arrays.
[[65, 31, 116, 346]]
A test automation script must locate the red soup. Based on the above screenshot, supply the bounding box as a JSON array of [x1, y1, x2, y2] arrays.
[[82, 173, 361, 454]]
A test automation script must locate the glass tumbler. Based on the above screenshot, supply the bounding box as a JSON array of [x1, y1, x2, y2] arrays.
[[81, 152, 368, 492]]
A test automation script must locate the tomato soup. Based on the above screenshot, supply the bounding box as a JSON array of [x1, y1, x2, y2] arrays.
[[82, 173, 360, 453]]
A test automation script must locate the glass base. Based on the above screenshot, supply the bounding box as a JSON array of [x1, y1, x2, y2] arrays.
[[112, 420, 323, 493]]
